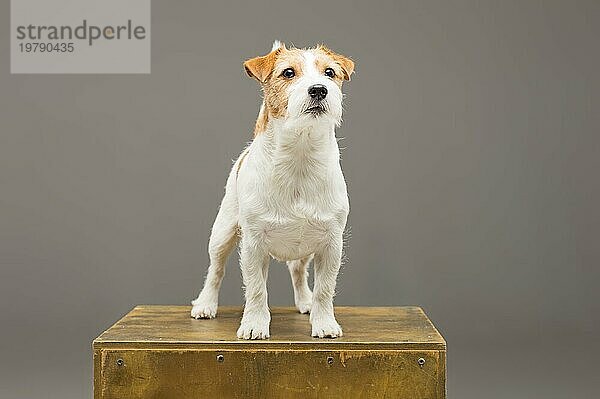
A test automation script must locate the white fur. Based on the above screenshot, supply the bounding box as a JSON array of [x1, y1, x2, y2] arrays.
[[271, 40, 283, 52], [192, 49, 349, 340]]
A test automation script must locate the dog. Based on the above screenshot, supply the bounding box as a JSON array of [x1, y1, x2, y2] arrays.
[[191, 41, 354, 339]]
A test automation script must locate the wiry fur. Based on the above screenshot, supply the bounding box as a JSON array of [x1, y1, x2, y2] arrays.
[[191, 41, 355, 339]]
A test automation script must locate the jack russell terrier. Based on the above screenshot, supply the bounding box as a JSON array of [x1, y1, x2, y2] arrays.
[[191, 41, 354, 339]]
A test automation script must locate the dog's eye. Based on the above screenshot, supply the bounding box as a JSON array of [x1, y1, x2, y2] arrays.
[[281, 68, 295, 78], [324, 68, 336, 78]]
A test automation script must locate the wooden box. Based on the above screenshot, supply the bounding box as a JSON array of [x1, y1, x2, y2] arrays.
[[93, 306, 446, 398]]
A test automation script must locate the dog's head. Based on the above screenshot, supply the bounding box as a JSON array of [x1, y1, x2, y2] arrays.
[[244, 41, 354, 132]]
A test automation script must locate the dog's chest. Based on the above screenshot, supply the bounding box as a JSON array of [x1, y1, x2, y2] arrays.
[[243, 170, 347, 260], [256, 199, 346, 261], [238, 127, 348, 259]]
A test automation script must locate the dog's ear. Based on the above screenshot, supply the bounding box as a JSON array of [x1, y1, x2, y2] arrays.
[[320, 45, 355, 81], [244, 41, 285, 83], [335, 54, 355, 81]]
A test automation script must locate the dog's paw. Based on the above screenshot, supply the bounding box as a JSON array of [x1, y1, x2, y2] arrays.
[[190, 299, 218, 319], [294, 287, 312, 314], [237, 318, 270, 340], [311, 316, 343, 338], [296, 299, 312, 314]]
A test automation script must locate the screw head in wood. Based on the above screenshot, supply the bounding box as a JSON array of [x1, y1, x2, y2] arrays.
[[327, 356, 334, 364], [216, 354, 224, 362], [418, 357, 425, 367], [116, 358, 124, 366]]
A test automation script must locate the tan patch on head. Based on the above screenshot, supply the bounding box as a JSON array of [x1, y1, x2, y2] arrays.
[[316, 45, 355, 81], [244, 44, 304, 136], [263, 48, 304, 119], [312, 51, 343, 88]]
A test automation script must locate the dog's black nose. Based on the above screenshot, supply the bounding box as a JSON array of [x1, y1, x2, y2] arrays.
[[308, 84, 328, 100]]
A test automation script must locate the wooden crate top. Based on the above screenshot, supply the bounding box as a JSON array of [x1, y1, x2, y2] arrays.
[[94, 306, 446, 351]]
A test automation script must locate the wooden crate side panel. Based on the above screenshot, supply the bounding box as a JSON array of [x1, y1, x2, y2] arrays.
[[97, 349, 445, 399], [94, 349, 102, 399]]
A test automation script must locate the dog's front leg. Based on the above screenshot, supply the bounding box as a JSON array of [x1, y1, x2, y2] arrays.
[[237, 236, 271, 339], [310, 234, 343, 338]]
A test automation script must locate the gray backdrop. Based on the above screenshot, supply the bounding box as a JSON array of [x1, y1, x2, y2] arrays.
[[1, 1, 599, 398]]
